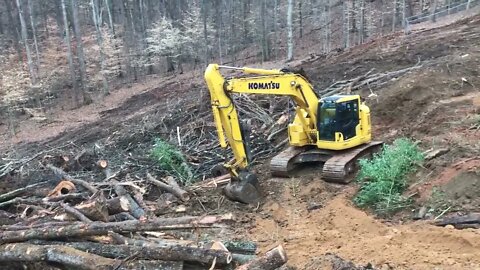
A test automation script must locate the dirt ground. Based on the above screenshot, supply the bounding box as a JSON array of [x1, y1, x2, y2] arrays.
[[1, 14, 480, 270]]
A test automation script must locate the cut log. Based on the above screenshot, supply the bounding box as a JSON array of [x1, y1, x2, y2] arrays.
[[46, 164, 98, 194], [223, 240, 257, 255], [424, 148, 450, 161], [236, 245, 287, 270], [0, 243, 115, 270], [0, 242, 183, 270], [96, 159, 112, 179], [47, 180, 76, 197], [435, 213, 480, 226], [44, 192, 89, 202], [129, 186, 150, 214], [75, 191, 109, 222], [110, 233, 232, 264], [112, 180, 145, 219], [0, 213, 234, 243], [117, 260, 183, 270], [60, 202, 92, 222], [0, 181, 48, 203], [1, 221, 73, 231], [147, 173, 190, 202], [106, 197, 131, 215], [232, 253, 256, 265], [33, 240, 215, 266], [108, 212, 136, 221]]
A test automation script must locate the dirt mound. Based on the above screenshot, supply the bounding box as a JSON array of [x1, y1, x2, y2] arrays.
[[249, 182, 480, 269]]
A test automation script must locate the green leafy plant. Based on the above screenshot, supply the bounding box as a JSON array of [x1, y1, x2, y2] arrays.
[[354, 138, 424, 215], [150, 138, 193, 185]]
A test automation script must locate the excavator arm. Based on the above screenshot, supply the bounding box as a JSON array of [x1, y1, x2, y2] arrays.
[[204, 64, 320, 178]]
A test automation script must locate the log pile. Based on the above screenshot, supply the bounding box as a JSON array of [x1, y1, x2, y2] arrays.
[[0, 158, 288, 269]]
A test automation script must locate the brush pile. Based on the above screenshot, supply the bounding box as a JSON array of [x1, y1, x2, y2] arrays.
[[0, 149, 287, 270]]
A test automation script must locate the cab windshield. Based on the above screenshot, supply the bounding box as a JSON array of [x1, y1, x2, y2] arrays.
[[318, 99, 359, 141]]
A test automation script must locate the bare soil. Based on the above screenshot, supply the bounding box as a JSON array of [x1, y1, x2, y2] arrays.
[[1, 14, 480, 270]]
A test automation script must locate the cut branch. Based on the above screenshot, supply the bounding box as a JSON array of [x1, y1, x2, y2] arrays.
[[0, 214, 234, 243], [46, 164, 98, 194], [147, 173, 190, 202]]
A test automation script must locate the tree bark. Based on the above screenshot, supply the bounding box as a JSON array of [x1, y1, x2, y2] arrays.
[[74, 191, 109, 222], [91, 0, 110, 95], [60, 202, 92, 222], [0, 214, 233, 243], [111, 232, 233, 264], [343, 1, 350, 48], [0, 181, 47, 203], [0, 243, 183, 270], [71, 0, 88, 103], [27, 0, 40, 66], [34, 240, 223, 266], [236, 245, 287, 270], [61, 0, 80, 106], [4, 0, 22, 60], [0, 243, 114, 270], [112, 180, 145, 219], [106, 196, 131, 215], [287, 0, 294, 61], [146, 173, 190, 202], [16, 0, 36, 84]]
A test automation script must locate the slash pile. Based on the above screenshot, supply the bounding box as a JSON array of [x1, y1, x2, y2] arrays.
[[0, 149, 287, 270]]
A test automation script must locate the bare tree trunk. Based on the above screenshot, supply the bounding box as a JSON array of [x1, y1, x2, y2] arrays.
[[202, 0, 209, 66], [261, 0, 269, 62], [273, 0, 279, 60], [27, 0, 40, 67], [287, 0, 294, 61], [392, 0, 397, 32], [324, 0, 331, 52], [104, 0, 115, 34], [71, 0, 88, 104], [431, 0, 438, 22], [467, 0, 472, 9], [359, 0, 365, 44], [16, 0, 36, 84], [4, 0, 22, 60], [343, 1, 350, 48], [61, 0, 79, 106], [91, 0, 110, 95], [298, 0, 303, 38]]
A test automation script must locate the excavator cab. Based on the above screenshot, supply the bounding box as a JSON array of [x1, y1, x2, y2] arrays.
[[318, 95, 360, 142]]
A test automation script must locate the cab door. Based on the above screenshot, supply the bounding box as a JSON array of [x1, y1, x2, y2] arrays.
[[335, 100, 359, 140]]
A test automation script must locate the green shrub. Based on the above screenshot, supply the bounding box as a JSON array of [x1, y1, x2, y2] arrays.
[[150, 138, 193, 185], [354, 138, 424, 215]]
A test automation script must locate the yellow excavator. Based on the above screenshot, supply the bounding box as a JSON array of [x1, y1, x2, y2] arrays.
[[204, 64, 383, 203]]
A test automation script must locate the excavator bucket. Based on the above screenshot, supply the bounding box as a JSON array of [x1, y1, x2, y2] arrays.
[[223, 171, 261, 204]]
